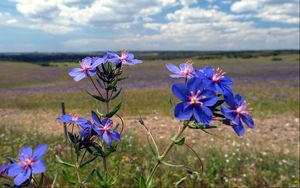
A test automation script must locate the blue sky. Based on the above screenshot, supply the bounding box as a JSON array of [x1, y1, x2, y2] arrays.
[[0, 0, 299, 52]]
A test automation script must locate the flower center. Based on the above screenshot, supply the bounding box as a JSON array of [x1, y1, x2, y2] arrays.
[[181, 62, 194, 76], [212, 68, 225, 82], [188, 90, 203, 105], [80, 61, 92, 72], [21, 158, 34, 170], [235, 104, 248, 114], [120, 50, 128, 62], [71, 114, 79, 122]]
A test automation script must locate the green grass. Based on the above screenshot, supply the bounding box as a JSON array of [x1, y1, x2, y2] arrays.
[[0, 124, 298, 187]]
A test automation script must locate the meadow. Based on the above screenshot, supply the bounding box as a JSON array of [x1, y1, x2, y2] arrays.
[[0, 52, 299, 187]]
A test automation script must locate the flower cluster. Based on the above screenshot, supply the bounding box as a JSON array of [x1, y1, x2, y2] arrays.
[[69, 50, 141, 82], [1, 145, 47, 186], [168, 61, 254, 136]]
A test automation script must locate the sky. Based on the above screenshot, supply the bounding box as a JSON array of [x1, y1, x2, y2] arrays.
[[0, 0, 299, 52]]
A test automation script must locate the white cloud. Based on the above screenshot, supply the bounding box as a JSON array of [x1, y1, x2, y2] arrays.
[[231, 0, 299, 24], [8, 0, 176, 34], [143, 7, 299, 50]]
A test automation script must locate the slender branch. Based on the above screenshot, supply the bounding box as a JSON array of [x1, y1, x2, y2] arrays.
[[87, 74, 103, 98], [146, 122, 189, 186], [116, 114, 125, 135], [79, 150, 88, 165], [141, 123, 159, 156], [184, 143, 204, 175]]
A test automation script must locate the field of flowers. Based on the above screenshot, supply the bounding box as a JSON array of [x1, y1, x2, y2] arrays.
[[0, 52, 299, 187]]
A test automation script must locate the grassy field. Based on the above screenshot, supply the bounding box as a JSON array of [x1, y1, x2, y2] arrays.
[[0, 53, 299, 187]]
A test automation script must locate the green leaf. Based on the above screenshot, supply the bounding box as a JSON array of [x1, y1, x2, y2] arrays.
[[117, 76, 128, 81], [83, 169, 96, 184], [50, 171, 59, 188], [174, 176, 187, 187], [146, 135, 157, 157], [80, 156, 98, 168], [110, 89, 122, 100], [161, 161, 184, 168], [87, 91, 106, 102], [55, 155, 76, 168], [61, 170, 77, 185], [137, 176, 147, 188], [105, 102, 122, 118], [171, 136, 185, 145], [96, 78, 105, 89]]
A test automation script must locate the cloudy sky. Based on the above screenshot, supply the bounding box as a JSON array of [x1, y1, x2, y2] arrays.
[[0, 0, 299, 52]]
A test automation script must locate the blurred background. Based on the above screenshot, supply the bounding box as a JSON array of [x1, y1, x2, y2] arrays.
[[0, 0, 299, 187]]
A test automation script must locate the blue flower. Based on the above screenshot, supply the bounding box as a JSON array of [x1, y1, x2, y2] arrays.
[[105, 50, 142, 65], [57, 114, 90, 128], [196, 67, 232, 96], [91, 112, 120, 146], [69, 57, 105, 81], [172, 78, 218, 124], [166, 61, 195, 78], [221, 94, 254, 136], [7, 144, 47, 186]]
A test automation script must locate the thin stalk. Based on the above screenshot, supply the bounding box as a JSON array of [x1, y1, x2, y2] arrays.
[[146, 123, 189, 186], [142, 124, 159, 155], [87, 74, 103, 98]]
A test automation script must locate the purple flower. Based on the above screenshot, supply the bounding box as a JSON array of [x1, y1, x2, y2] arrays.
[[7, 144, 47, 186], [105, 50, 142, 65], [91, 112, 120, 146], [172, 78, 218, 124], [221, 94, 254, 136], [196, 67, 232, 96], [57, 114, 90, 128], [0, 163, 8, 175], [166, 61, 195, 78], [68, 57, 105, 81]]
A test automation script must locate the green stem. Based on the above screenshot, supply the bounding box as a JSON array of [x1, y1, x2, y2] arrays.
[[146, 123, 188, 186]]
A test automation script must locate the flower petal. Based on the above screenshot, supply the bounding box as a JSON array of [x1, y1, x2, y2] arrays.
[[18, 146, 32, 161], [166, 64, 180, 73], [91, 111, 101, 125], [174, 102, 193, 121], [201, 90, 218, 106], [110, 131, 120, 142], [13, 169, 31, 186], [224, 94, 236, 108], [102, 133, 112, 146], [203, 66, 215, 78], [221, 106, 237, 121], [241, 114, 254, 128], [33, 144, 47, 161], [193, 106, 213, 124], [187, 77, 202, 93], [172, 83, 188, 101], [7, 163, 23, 177], [68, 68, 83, 77], [56, 114, 72, 123], [232, 122, 244, 137], [73, 73, 86, 82], [91, 57, 105, 69], [32, 160, 46, 174], [234, 94, 245, 106]]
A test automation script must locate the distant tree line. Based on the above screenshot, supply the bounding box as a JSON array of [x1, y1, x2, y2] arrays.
[[0, 50, 298, 64]]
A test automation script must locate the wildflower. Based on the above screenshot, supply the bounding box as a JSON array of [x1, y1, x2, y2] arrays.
[[7, 144, 47, 186], [57, 114, 90, 128], [69, 57, 105, 81], [172, 78, 218, 124], [166, 61, 195, 78], [105, 50, 142, 65], [196, 66, 232, 96], [91, 112, 120, 146], [221, 94, 254, 136]]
